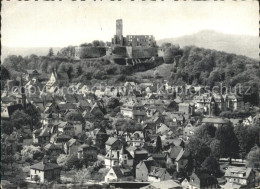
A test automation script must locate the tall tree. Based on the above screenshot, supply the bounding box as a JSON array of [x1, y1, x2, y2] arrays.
[[201, 155, 220, 176], [155, 135, 162, 153], [215, 124, 239, 164], [186, 137, 211, 168], [48, 48, 54, 56]]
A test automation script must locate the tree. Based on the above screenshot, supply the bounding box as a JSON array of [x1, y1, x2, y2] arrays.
[[246, 146, 260, 169], [75, 65, 83, 77], [11, 110, 31, 130], [25, 103, 41, 131], [106, 97, 120, 109], [40, 61, 48, 73], [201, 155, 220, 176], [155, 135, 162, 153], [66, 154, 83, 170], [21, 145, 43, 162], [48, 48, 54, 56], [58, 63, 67, 73], [195, 123, 216, 145], [209, 139, 222, 159], [2, 120, 14, 135], [1, 66, 10, 80], [215, 124, 239, 163], [186, 137, 211, 168]]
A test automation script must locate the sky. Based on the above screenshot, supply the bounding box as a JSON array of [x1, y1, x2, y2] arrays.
[[1, 0, 259, 48]]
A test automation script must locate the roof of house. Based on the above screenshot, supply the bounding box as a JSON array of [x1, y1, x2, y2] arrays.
[[39, 127, 51, 137], [149, 167, 169, 178], [30, 162, 61, 171], [168, 146, 183, 159], [190, 172, 218, 188], [44, 143, 61, 151], [106, 137, 120, 146], [136, 160, 156, 172], [201, 117, 228, 124], [141, 179, 181, 189], [110, 166, 125, 178], [3, 104, 23, 117], [224, 166, 253, 179]]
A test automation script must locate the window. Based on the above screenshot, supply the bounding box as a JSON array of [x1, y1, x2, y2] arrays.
[[124, 160, 127, 164]]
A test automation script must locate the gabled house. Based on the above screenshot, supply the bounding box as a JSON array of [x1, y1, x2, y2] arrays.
[[26, 69, 40, 81], [148, 166, 171, 182], [105, 137, 123, 152], [181, 172, 218, 189], [104, 146, 133, 168], [44, 143, 62, 156], [45, 71, 69, 93], [1, 104, 23, 120], [136, 160, 156, 181], [64, 138, 83, 155], [77, 144, 98, 161], [224, 166, 255, 189], [104, 166, 134, 183], [29, 161, 61, 183]]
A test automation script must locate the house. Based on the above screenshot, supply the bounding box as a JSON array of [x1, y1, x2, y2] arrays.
[[37, 127, 51, 145], [183, 123, 197, 141], [25, 69, 40, 80], [166, 145, 184, 164], [105, 137, 123, 152], [44, 143, 62, 156], [179, 103, 194, 115], [104, 166, 134, 183], [45, 71, 69, 92], [126, 131, 145, 147], [1, 104, 23, 120], [77, 144, 98, 161], [89, 128, 108, 149], [64, 138, 83, 155], [175, 149, 191, 173], [141, 179, 181, 189], [181, 172, 218, 189], [148, 166, 171, 182], [225, 95, 244, 111], [136, 160, 156, 181], [104, 146, 133, 168], [29, 161, 61, 183], [224, 166, 255, 189], [121, 101, 146, 122], [156, 123, 170, 135], [127, 146, 149, 163]]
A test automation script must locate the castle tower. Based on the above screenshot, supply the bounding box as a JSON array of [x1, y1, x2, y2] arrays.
[[116, 19, 123, 36]]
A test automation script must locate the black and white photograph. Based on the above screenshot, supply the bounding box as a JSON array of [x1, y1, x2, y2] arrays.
[[1, 0, 260, 188]]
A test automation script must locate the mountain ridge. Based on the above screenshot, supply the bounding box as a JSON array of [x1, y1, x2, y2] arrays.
[[157, 30, 259, 59]]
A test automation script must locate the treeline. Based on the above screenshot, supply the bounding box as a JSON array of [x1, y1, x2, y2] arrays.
[[2, 53, 162, 85], [170, 46, 260, 104]]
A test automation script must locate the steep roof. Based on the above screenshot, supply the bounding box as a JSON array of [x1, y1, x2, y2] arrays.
[[149, 167, 170, 178], [30, 162, 61, 171]]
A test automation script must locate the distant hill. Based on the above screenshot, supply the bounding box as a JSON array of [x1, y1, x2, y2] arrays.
[[157, 30, 259, 59], [1, 46, 62, 61]]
